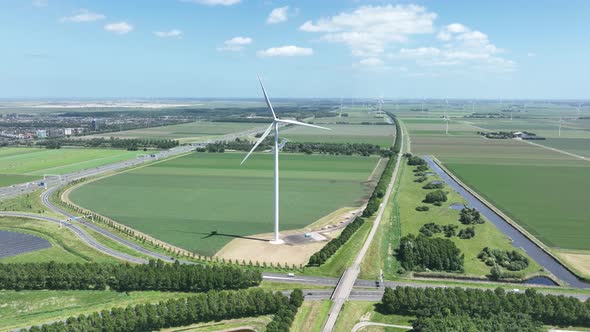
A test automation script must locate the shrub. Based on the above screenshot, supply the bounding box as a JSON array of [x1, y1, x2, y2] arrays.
[[424, 190, 448, 204], [415, 206, 430, 212], [458, 226, 476, 239]]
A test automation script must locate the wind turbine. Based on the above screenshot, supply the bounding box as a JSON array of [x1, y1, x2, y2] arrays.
[[241, 76, 331, 244], [558, 116, 564, 137], [444, 99, 450, 135], [339, 98, 343, 117]]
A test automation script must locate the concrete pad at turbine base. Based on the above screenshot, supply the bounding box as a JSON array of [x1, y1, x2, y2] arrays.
[[269, 239, 285, 245]]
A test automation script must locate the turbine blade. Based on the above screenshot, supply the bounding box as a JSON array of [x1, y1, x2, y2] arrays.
[[257, 75, 277, 120], [277, 119, 331, 130], [241, 123, 274, 165]]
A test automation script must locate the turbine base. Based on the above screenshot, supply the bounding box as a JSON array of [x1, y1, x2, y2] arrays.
[[269, 239, 285, 245]]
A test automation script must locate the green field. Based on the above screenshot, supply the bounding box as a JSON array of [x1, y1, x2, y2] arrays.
[[404, 118, 590, 252], [0, 290, 188, 332], [70, 152, 379, 256], [282, 124, 395, 147], [0, 147, 140, 186], [84, 121, 266, 142]]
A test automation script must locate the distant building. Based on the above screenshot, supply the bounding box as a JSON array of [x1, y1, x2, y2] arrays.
[[36, 130, 47, 138], [91, 118, 99, 131], [48, 128, 64, 137], [64, 128, 73, 136]]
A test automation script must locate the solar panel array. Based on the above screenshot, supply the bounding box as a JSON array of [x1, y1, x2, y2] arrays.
[[0, 230, 51, 258]]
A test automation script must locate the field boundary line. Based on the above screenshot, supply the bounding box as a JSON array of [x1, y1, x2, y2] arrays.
[[26, 150, 135, 176], [430, 156, 589, 283], [519, 139, 589, 162]]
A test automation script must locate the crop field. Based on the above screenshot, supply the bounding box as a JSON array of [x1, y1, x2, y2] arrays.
[[0, 230, 51, 258], [70, 152, 380, 256], [405, 120, 590, 252], [403, 118, 477, 136], [0, 148, 139, 186], [539, 138, 590, 158], [281, 124, 395, 147], [84, 121, 266, 142]]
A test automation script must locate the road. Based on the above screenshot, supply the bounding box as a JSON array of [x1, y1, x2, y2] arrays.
[[351, 322, 411, 332], [321, 121, 405, 332]]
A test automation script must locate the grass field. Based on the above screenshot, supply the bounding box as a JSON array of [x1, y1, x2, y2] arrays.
[[291, 300, 331, 332], [405, 118, 590, 252], [0, 217, 120, 264], [0, 290, 188, 332], [333, 301, 413, 332], [281, 124, 395, 147], [70, 152, 379, 256], [84, 121, 266, 142], [0, 147, 139, 186]]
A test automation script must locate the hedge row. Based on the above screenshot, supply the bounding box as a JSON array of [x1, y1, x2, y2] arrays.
[[307, 217, 365, 266], [23, 288, 296, 332]]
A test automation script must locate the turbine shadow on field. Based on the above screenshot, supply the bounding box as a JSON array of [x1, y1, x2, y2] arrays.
[[197, 230, 267, 242]]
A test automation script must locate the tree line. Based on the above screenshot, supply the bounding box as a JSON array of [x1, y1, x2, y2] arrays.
[[24, 288, 303, 332], [0, 260, 261, 292], [37, 137, 179, 150], [411, 313, 542, 332], [307, 217, 365, 266], [381, 286, 590, 328], [306, 115, 402, 267], [201, 138, 392, 157], [397, 234, 464, 273]]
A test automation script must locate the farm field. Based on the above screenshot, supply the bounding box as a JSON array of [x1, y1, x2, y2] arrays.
[[404, 118, 590, 252], [83, 121, 266, 142], [0, 148, 139, 186], [281, 124, 395, 147], [69, 152, 380, 256]]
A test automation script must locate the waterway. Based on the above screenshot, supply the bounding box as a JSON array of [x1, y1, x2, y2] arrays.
[[423, 156, 590, 289]]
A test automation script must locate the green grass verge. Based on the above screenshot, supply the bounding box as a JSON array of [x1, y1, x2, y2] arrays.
[[291, 300, 332, 332], [333, 301, 413, 332], [0, 217, 120, 264], [0, 290, 189, 332], [397, 161, 541, 277], [304, 219, 372, 277], [161, 316, 272, 331]]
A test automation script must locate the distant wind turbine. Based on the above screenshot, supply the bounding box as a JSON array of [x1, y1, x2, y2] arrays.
[[558, 117, 564, 137], [339, 98, 343, 117], [241, 76, 331, 244], [443, 112, 450, 135]]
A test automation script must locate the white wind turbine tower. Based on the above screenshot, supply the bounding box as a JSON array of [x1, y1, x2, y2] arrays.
[[241, 76, 331, 244], [444, 99, 450, 135], [339, 98, 343, 117], [558, 116, 564, 137]]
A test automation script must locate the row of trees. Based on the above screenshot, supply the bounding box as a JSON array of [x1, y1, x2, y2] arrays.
[[0, 260, 261, 292], [411, 313, 543, 331], [24, 288, 302, 332], [381, 286, 590, 328], [307, 217, 365, 266], [363, 155, 397, 217], [266, 289, 304, 332], [397, 234, 464, 272], [419, 223, 458, 238], [37, 137, 179, 150], [306, 115, 402, 267], [385, 112, 402, 153]]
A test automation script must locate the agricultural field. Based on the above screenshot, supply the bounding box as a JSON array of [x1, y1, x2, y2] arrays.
[[404, 118, 590, 253], [69, 152, 380, 256], [281, 124, 395, 147], [83, 121, 267, 142], [0, 147, 139, 186]]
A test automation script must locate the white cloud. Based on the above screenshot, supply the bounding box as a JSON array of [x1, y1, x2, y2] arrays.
[[267, 6, 289, 24], [104, 22, 133, 34], [60, 9, 105, 23], [447, 23, 468, 33], [154, 29, 183, 38], [32, 0, 48, 8], [257, 45, 313, 57], [359, 57, 384, 66], [300, 5, 436, 58], [181, 0, 240, 6], [218, 36, 252, 51]]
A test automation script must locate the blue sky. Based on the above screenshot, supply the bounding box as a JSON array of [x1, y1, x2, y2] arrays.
[[1, 0, 589, 99]]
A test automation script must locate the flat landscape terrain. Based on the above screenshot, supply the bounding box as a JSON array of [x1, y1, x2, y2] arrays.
[[0, 147, 139, 186], [83, 121, 267, 143], [405, 119, 590, 252], [70, 152, 379, 256], [281, 124, 395, 147]]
